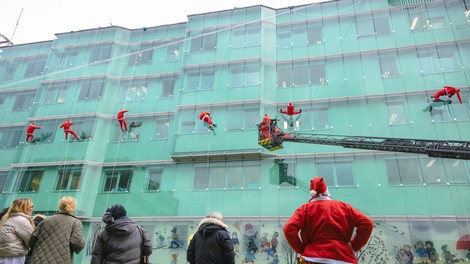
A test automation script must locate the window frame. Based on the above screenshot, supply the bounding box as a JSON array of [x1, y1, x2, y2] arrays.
[[14, 170, 44, 193], [103, 170, 133, 193], [55, 167, 83, 191]]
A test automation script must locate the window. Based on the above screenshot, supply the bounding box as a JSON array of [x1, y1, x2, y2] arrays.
[[14, 170, 43, 192], [13, 91, 35, 111], [114, 119, 142, 141], [44, 83, 67, 104], [161, 78, 175, 98], [24, 58, 46, 77], [0, 127, 22, 148], [277, 60, 326, 87], [70, 118, 95, 140], [386, 158, 422, 185], [89, 43, 112, 63], [128, 43, 154, 65], [148, 168, 162, 191], [1, 63, 17, 81], [78, 79, 104, 101], [155, 118, 170, 140], [185, 68, 214, 91], [227, 106, 259, 130], [55, 47, 79, 69], [295, 106, 329, 131], [0, 172, 8, 193], [189, 29, 217, 52], [317, 161, 354, 186], [307, 21, 323, 45], [30, 121, 57, 144], [230, 22, 261, 48], [229, 62, 260, 87], [121, 81, 148, 101], [194, 163, 260, 190], [356, 13, 391, 37], [166, 42, 181, 61], [103, 170, 132, 192], [180, 111, 206, 134], [379, 52, 400, 78], [387, 102, 408, 125], [418, 45, 457, 74], [409, 6, 446, 31], [56, 167, 82, 191]]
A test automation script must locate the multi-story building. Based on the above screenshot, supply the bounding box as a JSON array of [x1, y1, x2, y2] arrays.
[[1, 0, 469, 263]]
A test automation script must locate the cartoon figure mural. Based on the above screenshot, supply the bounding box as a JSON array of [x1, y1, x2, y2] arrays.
[[270, 232, 279, 254], [425, 240, 439, 263], [169, 227, 184, 248], [396, 244, 414, 264], [441, 244, 464, 263], [242, 223, 258, 263], [231, 232, 240, 253], [415, 240, 428, 264]]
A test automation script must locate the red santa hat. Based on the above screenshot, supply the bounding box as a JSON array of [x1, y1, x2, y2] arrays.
[[310, 177, 330, 197]]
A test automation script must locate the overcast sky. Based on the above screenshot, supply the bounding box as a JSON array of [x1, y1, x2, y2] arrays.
[[1, 0, 323, 45]]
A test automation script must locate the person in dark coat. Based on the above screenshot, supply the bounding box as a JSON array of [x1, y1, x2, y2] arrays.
[[91, 204, 152, 264], [29, 196, 85, 264], [186, 211, 235, 264]]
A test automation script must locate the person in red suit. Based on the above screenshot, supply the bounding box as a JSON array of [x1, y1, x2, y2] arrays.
[[117, 109, 130, 132], [283, 177, 373, 264], [432, 86, 462, 104], [59, 120, 79, 140], [25, 122, 42, 143], [199, 111, 217, 130], [280, 102, 302, 115]]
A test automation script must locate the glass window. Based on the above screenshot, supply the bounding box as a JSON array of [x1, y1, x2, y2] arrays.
[[386, 158, 422, 185], [32, 121, 57, 144], [317, 160, 354, 186], [13, 91, 35, 111], [276, 26, 292, 48], [128, 43, 154, 65], [103, 170, 132, 192], [374, 13, 391, 35], [148, 168, 162, 191], [0, 127, 22, 148], [244, 165, 260, 189], [56, 167, 82, 191], [89, 43, 112, 63], [155, 118, 170, 140], [307, 21, 323, 45], [71, 118, 95, 140], [229, 62, 260, 87], [291, 24, 308, 47], [190, 29, 217, 52], [356, 14, 375, 37], [114, 119, 142, 141], [227, 167, 243, 189], [194, 163, 259, 190], [297, 106, 329, 131], [1, 63, 17, 81], [387, 102, 408, 125], [24, 57, 46, 77], [437, 45, 457, 72], [166, 43, 181, 61], [310, 61, 326, 85], [445, 160, 470, 184], [379, 52, 400, 78], [418, 48, 438, 74], [292, 63, 309, 86], [231, 23, 261, 48], [121, 81, 148, 101], [409, 6, 446, 31], [56, 47, 79, 69], [14, 170, 43, 192], [194, 167, 209, 189], [44, 83, 67, 104], [209, 167, 225, 189], [0, 172, 7, 193], [185, 69, 214, 91], [227, 106, 259, 130], [161, 78, 175, 98], [277, 65, 292, 88], [78, 79, 104, 101]]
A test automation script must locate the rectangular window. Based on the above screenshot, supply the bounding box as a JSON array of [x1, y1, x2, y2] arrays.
[[194, 163, 260, 190], [293, 63, 309, 86], [56, 167, 82, 191], [128, 43, 154, 65], [194, 166, 209, 189], [0, 172, 7, 193], [231, 23, 261, 48], [379, 52, 400, 78], [24, 58, 46, 77], [190, 29, 217, 52], [155, 118, 170, 140], [409, 6, 446, 31], [44, 83, 67, 104], [185, 68, 214, 91], [103, 170, 132, 192], [296, 106, 329, 131], [317, 161, 354, 186], [161, 78, 175, 98], [227, 106, 259, 130], [89, 43, 112, 63], [166, 42, 181, 62], [114, 119, 142, 141], [180, 111, 206, 134], [71, 118, 95, 140], [1, 63, 17, 81], [387, 102, 408, 125], [0, 127, 22, 148], [14, 170, 43, 192], [148, 168, 162, 191], [277, 61, 325, 87], [386, 158, 422, 185], [31, 121, 57, 144], [13, 91, 35, 112], [357, 13, 391, 37], [229, 62, 260, 87], [307, 21, 323, 45], [56, 47, 79, 69], [78, 79, 104, 101], [121, 81, 148, 101]]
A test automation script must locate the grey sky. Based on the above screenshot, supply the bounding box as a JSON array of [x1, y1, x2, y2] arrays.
[[2, 0, 322, 45]]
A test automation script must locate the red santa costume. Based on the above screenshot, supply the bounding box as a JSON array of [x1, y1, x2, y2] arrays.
[[280, 102, 302, 115], [199, 111, 217, 128], [117, 109, 129, 131], [433, 86, 462, 104], [26, 122, 42, 142], [59, 120, 79, 140], [283, 177, 373, 264]]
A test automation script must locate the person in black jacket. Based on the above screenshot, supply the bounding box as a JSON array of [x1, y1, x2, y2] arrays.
[[186, 211, 235, 264], [91, 204, 152, 264]]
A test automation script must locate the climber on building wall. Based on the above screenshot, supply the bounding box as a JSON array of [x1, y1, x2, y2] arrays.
[[117, 109, 130, 132], [199, 111, 217, 130], [59, 120, 80, 140], [25, 122, 42, 143]]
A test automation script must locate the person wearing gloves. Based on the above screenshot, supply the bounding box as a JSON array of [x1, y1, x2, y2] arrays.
[[283, 177, 373, 264], [91, 204, 152, 264], [187, 211, 235, 264]]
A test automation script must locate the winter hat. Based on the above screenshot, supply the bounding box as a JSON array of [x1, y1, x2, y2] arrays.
[[310, 177, 330, 197], [102, 204, 127, 224]]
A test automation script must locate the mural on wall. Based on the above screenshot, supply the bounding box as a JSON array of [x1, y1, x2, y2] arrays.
[[81, 219, 470, 264]]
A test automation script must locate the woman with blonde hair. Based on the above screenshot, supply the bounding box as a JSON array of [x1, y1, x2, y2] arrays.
[[29, 196, 84, 264], [0, 198, 35, 264]]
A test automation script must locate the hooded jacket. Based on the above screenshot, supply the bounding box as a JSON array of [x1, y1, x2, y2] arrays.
[[186, 217, 235, 264], [0, 212, 33, 257], [91, 216, 152, 264]]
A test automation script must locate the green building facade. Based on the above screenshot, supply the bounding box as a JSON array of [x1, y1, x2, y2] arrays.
[[1, 0, 470, 262]]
